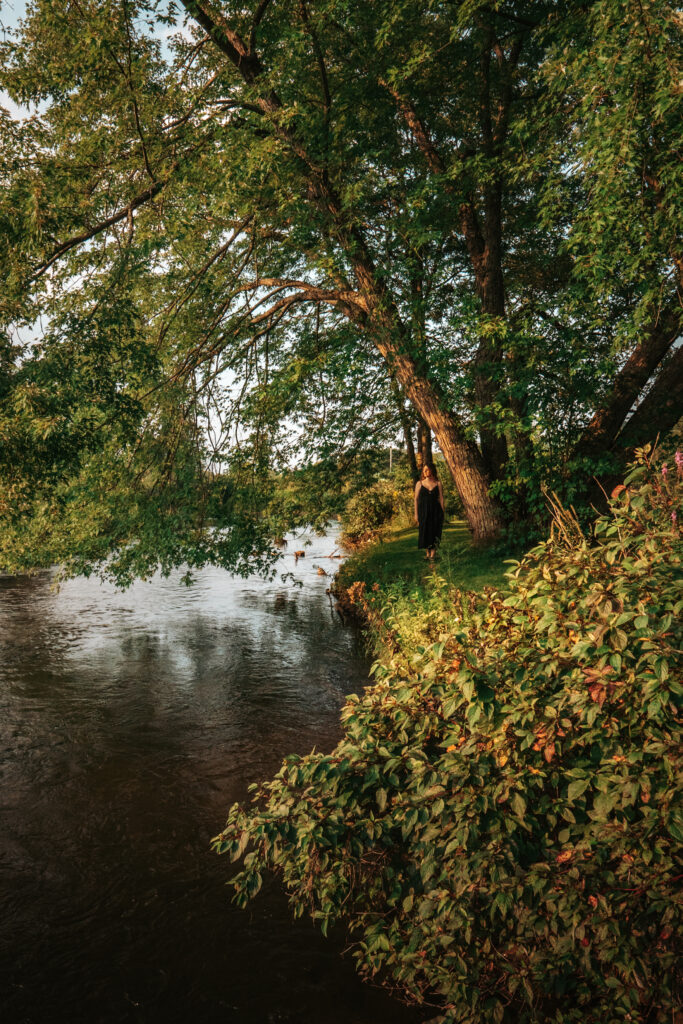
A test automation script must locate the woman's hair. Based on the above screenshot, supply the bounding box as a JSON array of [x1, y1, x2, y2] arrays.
[[421, 462, 439, 480]]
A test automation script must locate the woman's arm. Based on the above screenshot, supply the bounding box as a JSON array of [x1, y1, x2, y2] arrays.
[[414, 481, 421, 523], [438, 481, 445, 513]]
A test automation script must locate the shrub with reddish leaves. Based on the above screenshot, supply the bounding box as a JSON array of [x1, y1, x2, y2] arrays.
[[214, 449, 682, 1023]]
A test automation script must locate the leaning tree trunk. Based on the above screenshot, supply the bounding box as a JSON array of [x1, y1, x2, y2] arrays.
[[587, 343, 683, 507], [345, 259, 505, 543], [612, 343, 683, 453], [426, 401, 505, 545], [369, 322, 505, 544], [576, 309, 681, 458]]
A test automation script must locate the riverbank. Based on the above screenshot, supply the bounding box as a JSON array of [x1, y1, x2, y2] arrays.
[[332, 518, 509, 629], [337, 520, 509, 592], [217, 452, 681, 1024]]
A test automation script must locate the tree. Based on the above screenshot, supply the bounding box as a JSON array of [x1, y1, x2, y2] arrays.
[[0, 0, 680, 576]]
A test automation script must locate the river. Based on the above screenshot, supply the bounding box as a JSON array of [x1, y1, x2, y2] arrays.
[[0, 532, 424, 1024]]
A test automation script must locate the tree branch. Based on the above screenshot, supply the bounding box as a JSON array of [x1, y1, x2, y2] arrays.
[[234, 276, 367, 313], [249, 0, 273, 55], [578, 308, 682, 454], [299, 1, 331, 117], [29, 177, 169, 282], [180, 0, 263, 81], [613, 343, 683, 452]]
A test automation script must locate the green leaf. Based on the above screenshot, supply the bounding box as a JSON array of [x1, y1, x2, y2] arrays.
[[511, 792, 526, 818], [568, 779, 590, 801]]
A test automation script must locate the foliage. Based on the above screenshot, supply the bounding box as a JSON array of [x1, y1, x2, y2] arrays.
[[214, 449, 682, 1023], [0, 1, 681, 569], [340, 484, 398, 547], [340, 466, 414, 547]]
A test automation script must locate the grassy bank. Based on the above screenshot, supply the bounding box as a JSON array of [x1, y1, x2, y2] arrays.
[[216, 452, 682, 1024], [336, 520, 510, 596]]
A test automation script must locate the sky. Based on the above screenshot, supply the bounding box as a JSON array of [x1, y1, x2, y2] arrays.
[[1, 0, 187, 119], [1, 0, 32, 118]]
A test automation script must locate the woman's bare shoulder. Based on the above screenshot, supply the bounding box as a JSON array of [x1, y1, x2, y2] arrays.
[[414, 480, 422, 492]]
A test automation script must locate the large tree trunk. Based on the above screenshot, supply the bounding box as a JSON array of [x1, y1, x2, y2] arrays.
[[589, 343, 683, 505], [181, 1, 505, 543], [346, 235, 505, 542], [426, 401, 505, 545], [577, 309, 681, 457], [613, 343, 683, 452], [370, 325, 505, 544], [460, 195, 509, 481]]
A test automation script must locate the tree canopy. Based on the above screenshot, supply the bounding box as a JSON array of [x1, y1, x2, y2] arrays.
[[0, 0, 681, 578]]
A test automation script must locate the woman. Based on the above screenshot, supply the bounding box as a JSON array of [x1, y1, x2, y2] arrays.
[[414, 463, 445, 560]]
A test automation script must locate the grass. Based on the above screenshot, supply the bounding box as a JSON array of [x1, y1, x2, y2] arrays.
[[337, 518, 511, 596]]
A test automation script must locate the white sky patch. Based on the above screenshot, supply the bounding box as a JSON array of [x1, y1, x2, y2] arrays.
[[1, 0, 42, 119]]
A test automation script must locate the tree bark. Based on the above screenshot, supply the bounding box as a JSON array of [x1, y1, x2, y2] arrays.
[[613, 343, 683, 453], [417, 418, 433, 469], [390, 379, 419, 482], [460, 193, 509, 480], [588, 344, 683, 507], [370, 323, 505, 543], [403, 423, 419, 483], [337, 220, 505, 542], [577, 309, 682, 456]]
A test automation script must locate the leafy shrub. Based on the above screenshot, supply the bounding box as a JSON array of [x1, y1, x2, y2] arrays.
[[213, 449, 682, 1023], [341, 474, 411, 546]]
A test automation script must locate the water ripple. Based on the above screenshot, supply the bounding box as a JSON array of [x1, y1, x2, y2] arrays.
[[0, 532, 423, 1024]]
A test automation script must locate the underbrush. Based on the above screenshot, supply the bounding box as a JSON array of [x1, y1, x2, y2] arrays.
[[340, 470, 413, 548], [213, 449, 682, 1023]]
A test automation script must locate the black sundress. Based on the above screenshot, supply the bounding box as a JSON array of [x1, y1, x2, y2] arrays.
[[417, 483, 444, 550]]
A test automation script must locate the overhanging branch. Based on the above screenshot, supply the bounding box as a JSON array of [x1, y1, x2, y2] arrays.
[[29, 177, 169, 282]]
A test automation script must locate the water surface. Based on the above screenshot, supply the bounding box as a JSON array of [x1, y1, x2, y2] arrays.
[[0, 534, 423, 1024]]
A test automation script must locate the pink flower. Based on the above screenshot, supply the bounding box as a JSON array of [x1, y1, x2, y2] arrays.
[[673, 511, 678, 525], [676, 451, 683, 472], [661, 464, 668, 477]]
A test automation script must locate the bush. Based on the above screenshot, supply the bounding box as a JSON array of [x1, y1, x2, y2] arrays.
[[340, 473, 412, 546], [213, 449, 682, 1023]]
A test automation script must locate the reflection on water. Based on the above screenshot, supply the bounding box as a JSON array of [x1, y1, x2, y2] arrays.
[[0, 534, 423, 1024]]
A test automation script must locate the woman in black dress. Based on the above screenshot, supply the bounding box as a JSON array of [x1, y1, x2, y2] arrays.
[[414, 463, 445, 560]]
